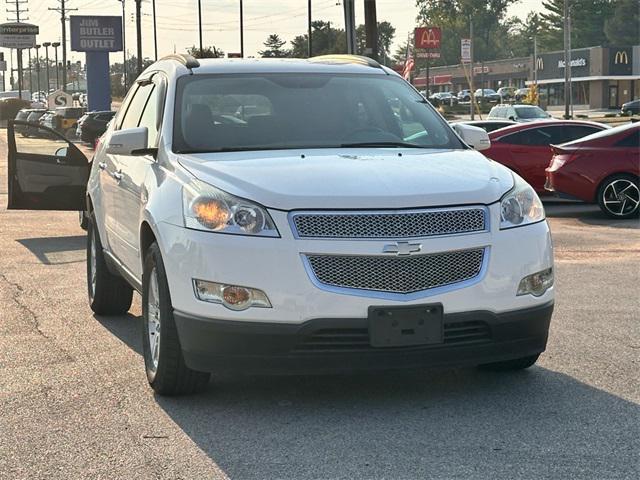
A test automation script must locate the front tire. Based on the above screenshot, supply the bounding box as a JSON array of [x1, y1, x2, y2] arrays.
[[87, 215, 133, 315], [142, 243, 210, 396], [479, 354, 540, 371], [597, 174, 640, 219]]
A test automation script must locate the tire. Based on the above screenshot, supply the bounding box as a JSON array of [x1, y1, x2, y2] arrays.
[[87, 215, 134, 315], [597, 174, 640, 219], [479, 354, 539, 371], [142, 242, 210, 396]]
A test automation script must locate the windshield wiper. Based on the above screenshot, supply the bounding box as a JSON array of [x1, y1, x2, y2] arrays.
[[340, 141, 429, 149]]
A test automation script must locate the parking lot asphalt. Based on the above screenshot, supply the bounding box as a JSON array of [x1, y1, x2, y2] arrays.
[[0, 130, 638, 480]]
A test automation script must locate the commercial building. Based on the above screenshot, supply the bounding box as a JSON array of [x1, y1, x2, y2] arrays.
[[414, 45, 639, 109]]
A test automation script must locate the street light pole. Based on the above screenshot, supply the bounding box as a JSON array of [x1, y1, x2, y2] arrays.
[[27, 47, 32, 92], [563, 0, 570, 119], [152, 0, 158, 60], [43, 42, 51, 93], [240, 0, 244, 57], [117, 0, 127, 90], [52, 42, 60, 90], [35, 44, 41, 97], [308, 0, 312, 57], [198, 0, 203, 56], [135, 0, 142, 76]]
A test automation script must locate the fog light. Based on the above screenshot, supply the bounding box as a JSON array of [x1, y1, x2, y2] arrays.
[[517, 268, 554, 297], [193, 280, 271, 311]]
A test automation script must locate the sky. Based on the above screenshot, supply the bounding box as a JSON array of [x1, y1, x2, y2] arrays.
[[17, 0, 544, 66]]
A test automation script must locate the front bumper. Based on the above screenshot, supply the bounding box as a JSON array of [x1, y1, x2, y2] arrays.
[[174, 301, 554, 373]]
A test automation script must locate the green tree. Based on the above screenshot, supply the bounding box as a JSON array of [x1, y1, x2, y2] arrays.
[[259, 34, 290, 58], [507, 12, 544, 57], [415, 0, 519, 66], [290, 21, 346, 58], [187, 45, 225, 59], [355, 21, 396, 64], [605, 0, 640, 45], [539, 0, 615, 51]]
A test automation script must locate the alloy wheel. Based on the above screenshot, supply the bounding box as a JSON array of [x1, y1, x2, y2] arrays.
[[89, 229, 97, 299], [147, 267, 161, 372], [602, 179, 640, 217]]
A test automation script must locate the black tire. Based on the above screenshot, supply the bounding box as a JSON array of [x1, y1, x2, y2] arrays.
[[479, 354, 540, 371], [142, 242, 210, 396], [596, 174, 640, 219], [87, 215, 133, 315]]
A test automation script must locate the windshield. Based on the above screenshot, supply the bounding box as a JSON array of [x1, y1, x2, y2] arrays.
[[515, 106, 548, 119], [173, 73, 464, 153]]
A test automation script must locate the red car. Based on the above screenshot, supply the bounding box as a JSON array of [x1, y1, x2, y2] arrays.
[[483, 120, 607, 192], [546, 123, 640, 218]]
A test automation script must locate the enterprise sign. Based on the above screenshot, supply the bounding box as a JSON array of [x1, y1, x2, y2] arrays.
[[70, 16, 122, 52]]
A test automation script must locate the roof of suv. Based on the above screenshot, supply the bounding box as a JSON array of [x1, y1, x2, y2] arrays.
[[149, 55, 393, 78]]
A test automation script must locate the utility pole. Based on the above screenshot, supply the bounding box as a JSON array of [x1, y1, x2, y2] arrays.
[[307, 0, 312, 57], [363, 0, 378, 61], [563, 0, 570, 119], [343, 0, 356, 54], [135, 0, 142, 75], [239, 0, 244, 57], [533, 35, 538, 106], [152, 0, 157, 60], [117, 1, 127, 89], [469, 18, 474, 120], [197, 0, 203, 56], [48, 0, 77, 92], [7, 0, 28, 98], [26, 46, 31, 91], [43, 41, 50, 92], [34, 43, 40, 95]]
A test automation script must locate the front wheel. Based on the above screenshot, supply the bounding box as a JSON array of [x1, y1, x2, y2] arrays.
[[142, 243, 210, 396], [597, 174, 640, 219]]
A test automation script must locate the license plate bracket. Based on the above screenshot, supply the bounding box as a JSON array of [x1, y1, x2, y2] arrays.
[[368, 304, 443, 348]]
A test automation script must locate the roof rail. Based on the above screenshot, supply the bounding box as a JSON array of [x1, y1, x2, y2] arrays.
[[159, 53, 200, 71], [308, 54, 382, 69]]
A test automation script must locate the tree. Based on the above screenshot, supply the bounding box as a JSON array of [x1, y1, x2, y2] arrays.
[[415, 0, 519, 66], [355, 21, 396, 64], [259, 34, 290, 58], [507, 12, 544, 57], [605, 0, 639, 45], [290, 21, 346, 58], [539, 0, 615, 51], [187, 45, 225, 59]]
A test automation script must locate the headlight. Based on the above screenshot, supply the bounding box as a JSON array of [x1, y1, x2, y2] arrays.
[[500, 175, 545, 229], [183, 180, 279, 237]]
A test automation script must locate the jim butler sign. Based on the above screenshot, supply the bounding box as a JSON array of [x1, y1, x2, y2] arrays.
[[70, 16, 122, 52]]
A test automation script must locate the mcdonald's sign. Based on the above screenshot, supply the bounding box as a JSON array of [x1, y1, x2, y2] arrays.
[[536, 57, 544, 71], [614, 50, 629, 65], [609, 47, 632, 75], [415, 27, 441, 50]]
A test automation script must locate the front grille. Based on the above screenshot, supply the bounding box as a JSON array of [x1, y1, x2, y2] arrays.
[[293, 321, 491, 353], [306, 248, 485, 294], [292, 208, 486, 239]]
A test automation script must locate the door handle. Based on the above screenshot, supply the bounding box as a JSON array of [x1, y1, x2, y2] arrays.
[[98, 162, 107, 170], [112, 170, 123, 182]]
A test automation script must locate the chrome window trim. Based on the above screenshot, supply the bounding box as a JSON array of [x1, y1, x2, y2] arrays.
[[288, 205, 490, 241], [300, 246, 490, 301]]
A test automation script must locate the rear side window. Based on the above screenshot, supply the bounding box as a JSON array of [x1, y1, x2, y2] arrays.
[[500, 128, 552, 146], [561, 125, 603, 144], [615, 130, 639, 148], [120, 83, 155, 130]]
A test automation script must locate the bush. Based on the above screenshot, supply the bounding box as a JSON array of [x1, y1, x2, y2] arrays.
[[0, 98, 31, 121]]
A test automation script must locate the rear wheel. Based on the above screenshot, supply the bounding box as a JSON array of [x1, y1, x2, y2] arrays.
[[597, 174, 640, 219], [479, 354, 540, 371], [87, 215, 133, 315], [142, 243, 210, 396]]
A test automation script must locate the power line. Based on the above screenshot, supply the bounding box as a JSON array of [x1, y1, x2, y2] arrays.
[[48, 0, 77, 92]]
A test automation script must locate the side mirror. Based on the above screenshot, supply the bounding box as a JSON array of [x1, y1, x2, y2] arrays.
[[54, 147, 68, 157], [106, 127, 148, 155], [452, 124, 491, 151], [508, 116, 516, 121]]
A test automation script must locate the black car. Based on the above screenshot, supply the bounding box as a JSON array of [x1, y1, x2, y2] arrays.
[[14, 109, 36, 136], [621, 99, 639, 116], [24, 109, 48, 136], [76, 110, 116, 144]]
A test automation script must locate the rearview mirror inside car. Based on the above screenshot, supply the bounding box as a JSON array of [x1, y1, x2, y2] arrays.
[[106, 127, 149, 156], [452, 124, 491, 151]]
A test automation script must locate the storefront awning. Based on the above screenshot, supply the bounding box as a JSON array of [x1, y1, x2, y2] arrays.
[[526, 75, 640, 85]]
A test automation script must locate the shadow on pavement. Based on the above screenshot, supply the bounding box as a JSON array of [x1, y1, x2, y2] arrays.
[[543, 201, 639, 229], [17, 235, 87, 265], [95, 312, 639, 479]]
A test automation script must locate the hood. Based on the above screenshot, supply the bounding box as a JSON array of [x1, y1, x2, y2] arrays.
[[177, 148, 514, 210]]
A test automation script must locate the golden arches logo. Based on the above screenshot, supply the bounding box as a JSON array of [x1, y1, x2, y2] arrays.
[[614, 51, 628, 65], [421, 29, 439, 48], [536, 57, 544, 70]]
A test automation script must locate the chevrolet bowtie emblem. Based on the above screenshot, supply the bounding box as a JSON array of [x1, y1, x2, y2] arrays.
[[383, 241, 422, 256]]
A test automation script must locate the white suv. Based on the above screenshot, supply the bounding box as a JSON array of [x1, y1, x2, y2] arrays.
[[8, 55, 554, 395]]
